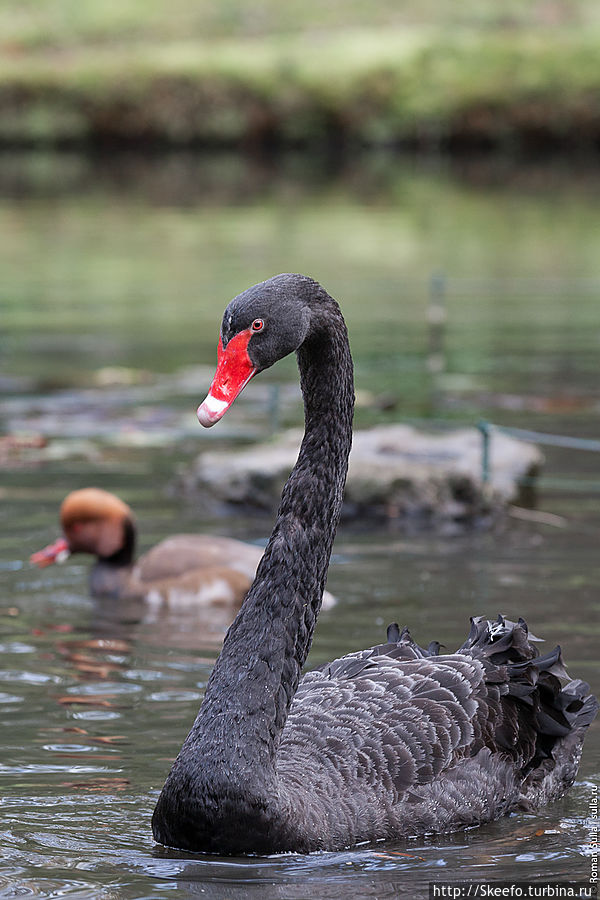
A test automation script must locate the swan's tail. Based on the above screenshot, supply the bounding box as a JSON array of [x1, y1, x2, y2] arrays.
[[380, 614, 597, 809], [459, 614, 598, 807]]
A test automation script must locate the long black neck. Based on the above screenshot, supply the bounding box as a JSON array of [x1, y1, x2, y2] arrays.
[[181, 293, 353, 784]]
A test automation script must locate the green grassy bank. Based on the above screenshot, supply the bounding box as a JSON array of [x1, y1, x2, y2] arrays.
[[2, 1, 600, 149]]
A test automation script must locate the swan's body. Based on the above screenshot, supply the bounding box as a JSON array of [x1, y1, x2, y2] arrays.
[[152, 273, 597, 854]]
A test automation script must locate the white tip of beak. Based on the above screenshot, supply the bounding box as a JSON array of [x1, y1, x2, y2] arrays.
[[197, 394, 229, 428]]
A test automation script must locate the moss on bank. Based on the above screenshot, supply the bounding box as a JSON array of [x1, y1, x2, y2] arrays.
[[2, 30, 600, 148]]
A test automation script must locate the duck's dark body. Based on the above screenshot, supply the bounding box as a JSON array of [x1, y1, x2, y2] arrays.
[[152, 274, 597, 855]]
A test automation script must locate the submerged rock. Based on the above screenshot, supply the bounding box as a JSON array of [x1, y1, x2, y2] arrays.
[[181, 424, 543, 530]]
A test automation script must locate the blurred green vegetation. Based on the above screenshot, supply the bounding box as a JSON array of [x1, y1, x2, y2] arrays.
[[3, 0, 600, 48], [1, 1, 600, 147]]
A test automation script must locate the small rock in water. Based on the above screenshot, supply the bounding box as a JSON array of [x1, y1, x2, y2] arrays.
[[180, 424, 543, 531]]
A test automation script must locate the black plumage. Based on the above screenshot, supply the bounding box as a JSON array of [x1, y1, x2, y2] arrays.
[[152, 274, 597, 855]]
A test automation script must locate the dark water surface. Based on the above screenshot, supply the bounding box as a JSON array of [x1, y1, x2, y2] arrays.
[[0, 153, 598, 898]]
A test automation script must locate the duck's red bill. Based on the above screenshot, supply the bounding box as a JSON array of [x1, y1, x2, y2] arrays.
[[30, 537, 71, 568], [197, 330, 257, 427]]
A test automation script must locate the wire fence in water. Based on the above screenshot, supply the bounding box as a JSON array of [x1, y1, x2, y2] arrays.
[[478, 420, 600, 494]]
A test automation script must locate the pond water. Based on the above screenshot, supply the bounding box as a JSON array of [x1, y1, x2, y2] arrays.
[[0, 152, 598, 899]]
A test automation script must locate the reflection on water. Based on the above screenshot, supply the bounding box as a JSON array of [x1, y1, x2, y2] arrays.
[[91, 595, 237, 652], [0, 152, 598, 898]]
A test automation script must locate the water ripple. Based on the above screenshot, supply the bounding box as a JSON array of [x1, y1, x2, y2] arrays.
[[0, 670, 63, 685], [123, 668, 169, 682], [42, 744, 114, 754], [0, 763, 120, 775], [0, 643, 35, 654], [72, 710, 122, 721], [148, 690, 202, 703], [64, 682, 142, 696]]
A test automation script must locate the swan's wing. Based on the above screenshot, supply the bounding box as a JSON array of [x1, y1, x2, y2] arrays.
[[278, 649, 500, 840], [277, 617, 597, 841], [284, 650, 487, 790]]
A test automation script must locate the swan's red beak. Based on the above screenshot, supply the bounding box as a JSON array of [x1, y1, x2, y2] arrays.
[[30, 537, 71, 568], [197, 330, 257, 428]]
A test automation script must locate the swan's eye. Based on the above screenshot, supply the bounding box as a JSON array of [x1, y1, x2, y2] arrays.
[[251, 319, 264, 333]]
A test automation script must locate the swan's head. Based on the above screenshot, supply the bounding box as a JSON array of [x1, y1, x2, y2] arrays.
[[198, 274, 313, 427], [30, 488, 135, 566]]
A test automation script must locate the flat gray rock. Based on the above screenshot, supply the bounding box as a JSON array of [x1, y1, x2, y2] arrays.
[[182, 424, 543, 530]]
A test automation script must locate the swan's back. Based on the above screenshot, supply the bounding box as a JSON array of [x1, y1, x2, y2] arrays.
[[276, 616, 597, 850]]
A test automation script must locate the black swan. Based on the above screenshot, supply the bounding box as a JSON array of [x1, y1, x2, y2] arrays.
[[31, 487, 335, 611], [152, 273, 598, 854]]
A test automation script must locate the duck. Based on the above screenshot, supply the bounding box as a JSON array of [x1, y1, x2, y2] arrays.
[[31, 487, 335, 610], [151, 273, 598, 855]]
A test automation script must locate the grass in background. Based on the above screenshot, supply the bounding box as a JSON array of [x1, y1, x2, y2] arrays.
[[2, 0, 600, 49], [1, 2, 600, 147]]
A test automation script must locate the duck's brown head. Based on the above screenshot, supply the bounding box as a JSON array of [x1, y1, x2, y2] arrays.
[[30, 488, 136, 567]]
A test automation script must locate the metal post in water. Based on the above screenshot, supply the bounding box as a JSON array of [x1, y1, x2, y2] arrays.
[[427, 271, 447, 375], [477, 420, 492, 484]]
